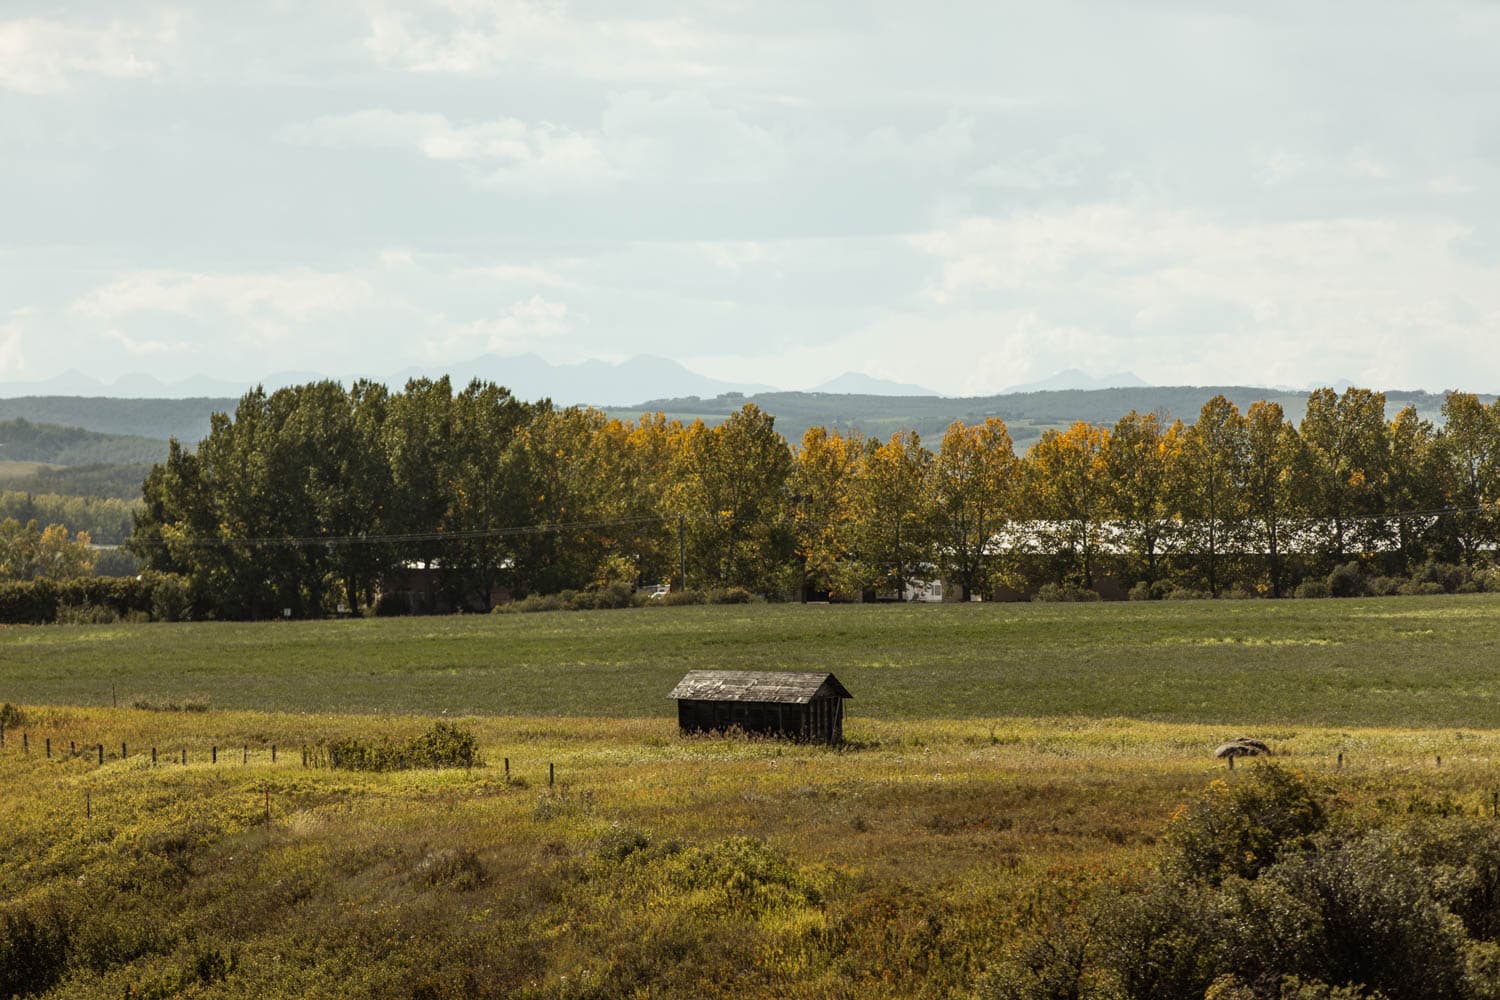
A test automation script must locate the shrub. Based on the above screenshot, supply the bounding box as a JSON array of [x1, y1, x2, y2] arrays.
[[1412, 559, 1466, 594], [658, 589, 708, 607], [707, 586, 755, 605], [1368, 575, 1403, 597], [1163, 764, 1326, 886], [0, 578, 59, 623], [1294, 578, 1330, 599], [1326, 561, 1368, 598], [55, 601, 119, 624], [0, 899, 72, 998], [1128, 580, 1152, 602], [1263, 830, 1471, 999], [130, 693, 211, 713], [1400, 580, 1447, 597], [1165, 587, 1211, 601], [1034, 582, 1101, 603], [0, 703, 23, 728], [322, 722, 481, 771], [414, 848, 487, 891], [501, 593, 563, 614], [151, 575, 192, 622]]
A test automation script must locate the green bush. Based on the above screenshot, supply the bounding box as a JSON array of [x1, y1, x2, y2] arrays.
[[1294, 578, 1330, 599], [658, 589, 707, 607], [707, 586, 755, 605], [1162, 764, 1326, 886], [1034, 582, 1102, 603], [1127, 580, 1152, 602], [0, 899, 72, 998], [1326, 562, 1369, 598], [151, 575, 192, 622], [321, 722, 481, 771]]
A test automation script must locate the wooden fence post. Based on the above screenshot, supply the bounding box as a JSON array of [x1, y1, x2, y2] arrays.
[[121, 742, 127, 760], [181, 748, 186, 766], [151, 747, 157, 765], [97, 744, 103, 766], [22, 732, 27, 753], [504, 757, 510, 782], [45, 738, 50, 759], [271, 744, 277, 764], [243, 745, 248, 765], [549, 762, 555, 786], [212, 746, 217, 764], [85, 789, 91, 819], [1337, 752, 1343, 770]]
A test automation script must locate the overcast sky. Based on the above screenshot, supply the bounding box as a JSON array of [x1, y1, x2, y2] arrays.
[[3, 1, 1499, 395]]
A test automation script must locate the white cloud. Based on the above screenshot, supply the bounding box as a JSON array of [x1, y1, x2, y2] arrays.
[[431, 295, 574, 356], [282, 109, 616, 192], [911, 205, 1500, 389], [0, 314, 28, 377], [0, 15, 177, 94], [70, 269, 376, 342], [363, 1, 727, 82], [283, 94, 790, 191], [101, 328, 189, 356]]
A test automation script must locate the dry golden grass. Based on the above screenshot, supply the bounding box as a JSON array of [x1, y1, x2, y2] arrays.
[[5, 707, 1500, 997]]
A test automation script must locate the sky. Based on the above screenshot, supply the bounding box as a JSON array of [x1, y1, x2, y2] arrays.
[[2, 1, 1499, 396]]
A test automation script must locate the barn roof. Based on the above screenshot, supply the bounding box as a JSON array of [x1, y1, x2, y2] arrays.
[[668, 670, 852, 704]]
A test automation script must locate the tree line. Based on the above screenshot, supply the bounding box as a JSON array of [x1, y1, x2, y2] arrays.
[[127, 379, 1500, 617]]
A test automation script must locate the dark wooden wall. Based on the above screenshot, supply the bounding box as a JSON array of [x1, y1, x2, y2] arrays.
[[677, 697, 844, 744]]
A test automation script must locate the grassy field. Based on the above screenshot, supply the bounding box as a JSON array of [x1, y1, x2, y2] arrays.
[[4, 595, 1500, 725], [7, 597, 1500, 997], [4, 706, 1499, 998]]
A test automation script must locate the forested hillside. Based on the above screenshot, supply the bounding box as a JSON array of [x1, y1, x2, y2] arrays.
[[616, 385, 1470, 449], [0, 398, 231, 442], [1, 386, 1482, 458], [0, 418, 168, 465]]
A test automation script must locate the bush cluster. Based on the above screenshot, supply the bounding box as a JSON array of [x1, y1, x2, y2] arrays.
[[0, 573, 194, 624], [1034, 582, 1102, 603], [319, 722, 481, 772], [981, 764, 1500, 999], [1293, 559, 1500, 601], [493, 584, 757, 614]]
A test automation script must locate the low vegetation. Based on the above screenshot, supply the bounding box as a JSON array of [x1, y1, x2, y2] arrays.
[[7, 596, 1500, 727], [3, 710, 1500, 998]]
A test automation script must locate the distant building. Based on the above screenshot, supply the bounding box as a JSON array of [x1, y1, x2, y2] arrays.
[[668, 670, 852, 744]]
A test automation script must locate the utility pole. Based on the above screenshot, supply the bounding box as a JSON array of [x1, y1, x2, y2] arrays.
[[678, 515, 687, 592]]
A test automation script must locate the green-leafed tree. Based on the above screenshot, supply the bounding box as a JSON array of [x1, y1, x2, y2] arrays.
[[1104, 410, 1185, 586], [844, 431, 934, 598], [930, 418, 1019, 601], [1242, 401, 1302, 596], [667, 404, 794, 592], [1180, 396, 1247, 596]]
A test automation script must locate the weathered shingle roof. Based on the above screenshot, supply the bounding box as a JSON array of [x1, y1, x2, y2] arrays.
[[668, 670, 852, 704]]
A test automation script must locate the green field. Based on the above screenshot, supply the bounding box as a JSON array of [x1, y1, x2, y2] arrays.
[[5, 595, 1500, 725], [8, 598, 1500, 998]]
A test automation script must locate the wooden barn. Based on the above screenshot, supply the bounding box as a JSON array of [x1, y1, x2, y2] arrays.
[[668, 670, 852, 744]]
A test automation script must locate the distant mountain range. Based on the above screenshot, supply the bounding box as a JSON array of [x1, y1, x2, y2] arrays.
[[0, 355, 781, 407], [0, 356, 1139, 405]]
